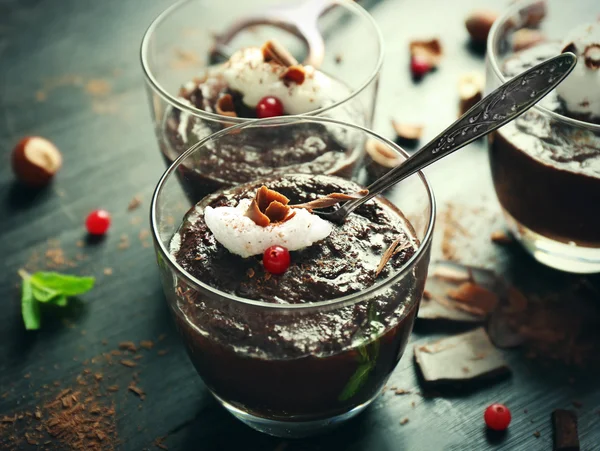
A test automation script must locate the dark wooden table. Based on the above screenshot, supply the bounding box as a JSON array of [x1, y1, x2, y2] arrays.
[[1, 0, 599, 449]]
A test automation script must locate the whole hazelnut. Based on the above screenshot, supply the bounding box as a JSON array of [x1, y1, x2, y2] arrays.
[[11, 136, 62, 186], [465, 10, 499, 44]]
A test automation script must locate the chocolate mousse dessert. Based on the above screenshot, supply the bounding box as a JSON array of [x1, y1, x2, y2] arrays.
[[162, 40, 364, 201], [490, 23, 600, 247], [169, 174, 426, 421]]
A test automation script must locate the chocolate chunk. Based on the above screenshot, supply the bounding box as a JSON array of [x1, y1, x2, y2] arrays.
[[552, 409, 579, 451], [418, 261, 503, 323], [414, 328, 510, 385]]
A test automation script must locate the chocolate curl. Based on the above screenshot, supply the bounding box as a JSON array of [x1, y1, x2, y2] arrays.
[[261, 39, 298, 67], [245, 199, 270, 227], [291, 190, 368, 212], [245, 186, 294, 227]]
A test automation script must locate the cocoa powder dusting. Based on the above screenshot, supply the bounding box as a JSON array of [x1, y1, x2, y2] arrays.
[[0, 371, 118, 450], [0, 336, 165, 449]]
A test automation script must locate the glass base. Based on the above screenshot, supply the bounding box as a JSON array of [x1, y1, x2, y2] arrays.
[[503, 210, 600, 274], [213, 392, 378, 438]]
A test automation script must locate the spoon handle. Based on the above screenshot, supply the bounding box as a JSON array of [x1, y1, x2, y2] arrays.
[[332, 52, 577, 222]]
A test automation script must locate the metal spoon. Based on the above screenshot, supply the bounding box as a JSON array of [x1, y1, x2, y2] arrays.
[[316, 52, 577, 224], [211, 0, 337, 67]]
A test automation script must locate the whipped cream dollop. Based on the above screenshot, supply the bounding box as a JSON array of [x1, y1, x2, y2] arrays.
[[222, 47, 331, 115], [556, 22, 600, 119], [204, 199, 332, 258]]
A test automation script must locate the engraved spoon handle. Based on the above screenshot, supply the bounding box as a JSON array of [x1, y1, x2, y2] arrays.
[[326, 52, 577, 223]]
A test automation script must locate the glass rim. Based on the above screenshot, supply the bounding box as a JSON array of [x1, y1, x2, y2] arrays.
[[486, 0, 600, 132], [150, 115, 436, 311], [140, 0, 385, 124]]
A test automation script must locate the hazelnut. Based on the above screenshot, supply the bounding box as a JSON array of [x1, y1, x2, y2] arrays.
[[458, 72, 485, 115], [465, 10, 499, 44], [365, 139, 403, 169], [513, 29, 545, 51], [409, 39, 443, 69], [12, 136, 62, 186], [391, 120, 424, 141]]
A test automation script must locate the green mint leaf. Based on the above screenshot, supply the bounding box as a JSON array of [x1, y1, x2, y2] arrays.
[[338, 362, 374, 401], [357, 345, 369, 363], [31, 284, 61, 303], [29, 272, 95, 296], [52, 295, 68, 307], [21, 279, 41, 330]]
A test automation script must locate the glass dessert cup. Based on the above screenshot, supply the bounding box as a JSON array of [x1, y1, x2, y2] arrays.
[[151, 117, 435, 438], [141, 0, 383, 171], [486, 0, 600, 273]]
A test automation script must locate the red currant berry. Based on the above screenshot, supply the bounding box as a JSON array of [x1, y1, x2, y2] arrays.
[[86, 209, 111, 235], [256, 96, 284, 118], [410, 55, 431, 78], [484, 403, 511, 431], [263, 245, 291, 274]]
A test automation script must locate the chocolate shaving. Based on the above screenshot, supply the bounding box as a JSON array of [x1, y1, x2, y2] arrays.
[[127, 383, 145, 400], [215, 94, 237, 117], [391, 121, 424, 141], [261, 39, 298, 67], [281, 65, 306, 86], [245, 186, 293, 227], [291, 190, 368, 211], [409, 38, 443, 67], [583, 44, 600, 70], [376, 237, 411, 277]]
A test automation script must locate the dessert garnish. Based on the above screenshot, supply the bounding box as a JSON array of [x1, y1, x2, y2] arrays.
[[86, 209, 111, 235], [557, 23, 600, 119], [376, 237, 411, 277], [215, 94, 237, 117], [410, 55, 431, 78], [484, 403, 512, 431], [261, 39, 297, 67], [391, 120, 424, 141], [338, 304, 380, 401], [204, 186, 332, 258], [12, 136, 62, 187], [222, 39, 331, 115], [465, 10, 499, 45], [262, 245, 291, 274], [409, 38, 443, 78], [244, 186, 294, 227], [289, 190, 368, 211], [18, 269, 95, 330], [256, 95, 284, 118]]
